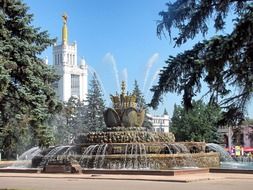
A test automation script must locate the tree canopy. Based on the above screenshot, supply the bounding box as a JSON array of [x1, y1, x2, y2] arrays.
[[49, 96, 87, 145], [171, 100, 221, 142], [150, 0, 253, 125], [132, 80, 153, 130], [0, 0, 61, 157], [132, 80, 147, 110]]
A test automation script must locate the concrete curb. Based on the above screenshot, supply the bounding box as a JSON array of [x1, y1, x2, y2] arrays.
[[210, 168, 253, 174], [0, 173, 216, 183]]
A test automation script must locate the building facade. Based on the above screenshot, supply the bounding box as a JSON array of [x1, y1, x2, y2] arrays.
[[53, 14, 88, 102], [147, 113, 170, 133], [218, 125, 253, 151]]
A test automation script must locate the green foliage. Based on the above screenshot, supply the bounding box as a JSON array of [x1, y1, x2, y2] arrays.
[[132, 80, 153, 130], [132, 80, 146, 110], [64, 97, 88, 135], [49, 97, 88, 145], [0, 62, 10, 101], [157, 0, 246, 46], [0, 0, 61, 158], [151, 0, 253, 125], [171, 100, 221, 142], [85, 73, 106, 131]]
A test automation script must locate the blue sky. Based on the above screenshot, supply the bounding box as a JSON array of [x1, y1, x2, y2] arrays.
[[24, 0, 253, 118]]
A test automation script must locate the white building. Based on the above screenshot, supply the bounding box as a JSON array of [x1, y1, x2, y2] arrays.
[[147, 113, 170, 133], [53, 14, 88, 102]]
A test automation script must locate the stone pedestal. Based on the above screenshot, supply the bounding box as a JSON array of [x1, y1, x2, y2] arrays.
[[43, 163, 81, 173], [44, 164, 70, 173]]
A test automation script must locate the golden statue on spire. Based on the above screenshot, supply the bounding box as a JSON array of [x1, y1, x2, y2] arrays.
[[62, 13, 68, 45], [62, 13, 68, 24]]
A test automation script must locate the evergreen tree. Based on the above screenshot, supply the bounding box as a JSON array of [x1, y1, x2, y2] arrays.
[[132, 80, 152, 130], [85, 73, 106, 131], [49, 97, 87, 145], [64, 97, 87, 138], [171, 100, 221, 142], [132, 80, 146, 110], [0, 1, 61, 158], [150, 0, 253, 125]]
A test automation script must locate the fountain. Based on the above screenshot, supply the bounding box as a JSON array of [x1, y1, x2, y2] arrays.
[[28, 81, 219, 172], [8, 147, 41, 168], [1, 81, 221, 174], [206, 143, 253, 171]]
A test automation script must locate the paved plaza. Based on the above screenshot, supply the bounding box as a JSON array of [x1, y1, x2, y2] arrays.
[[0, 172, 253, 190]]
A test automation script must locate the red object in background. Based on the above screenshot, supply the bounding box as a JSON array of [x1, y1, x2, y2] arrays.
[[224, 147, 253, 154], [243, 147, 253, 152]]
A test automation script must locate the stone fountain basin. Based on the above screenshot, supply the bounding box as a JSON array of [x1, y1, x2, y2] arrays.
[[79, 152, 220, 170]]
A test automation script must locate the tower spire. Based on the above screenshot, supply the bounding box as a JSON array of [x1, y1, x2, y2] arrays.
[[62, 13, 68, 45]]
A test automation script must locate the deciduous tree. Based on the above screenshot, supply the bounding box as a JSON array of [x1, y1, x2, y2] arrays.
[[171, 100, 221, 142]]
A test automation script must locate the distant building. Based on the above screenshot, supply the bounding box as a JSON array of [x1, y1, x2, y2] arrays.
[[218, 125, 253, 150], [52, 14, 88, 102], [147, 113, 170, 133]]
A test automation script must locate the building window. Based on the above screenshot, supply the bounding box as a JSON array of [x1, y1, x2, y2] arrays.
[[58, 54, 60, 65], [60, 53, 62, 64], [55, 55, 57, 65], [156, 127, 164, 132], [71, 74, 80, 97]]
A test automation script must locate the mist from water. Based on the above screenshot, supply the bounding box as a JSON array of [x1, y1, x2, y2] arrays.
[[103, 52, 120, 92], [147, 69, 160, 95], [142, 53, 159, 93], [87, 65, 108, 99], [92, 52, 163, 111]]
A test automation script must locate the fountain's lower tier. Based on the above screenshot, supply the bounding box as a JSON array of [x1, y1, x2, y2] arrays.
[[78, 152, 220, 169], [31, 142, 220, 170]]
